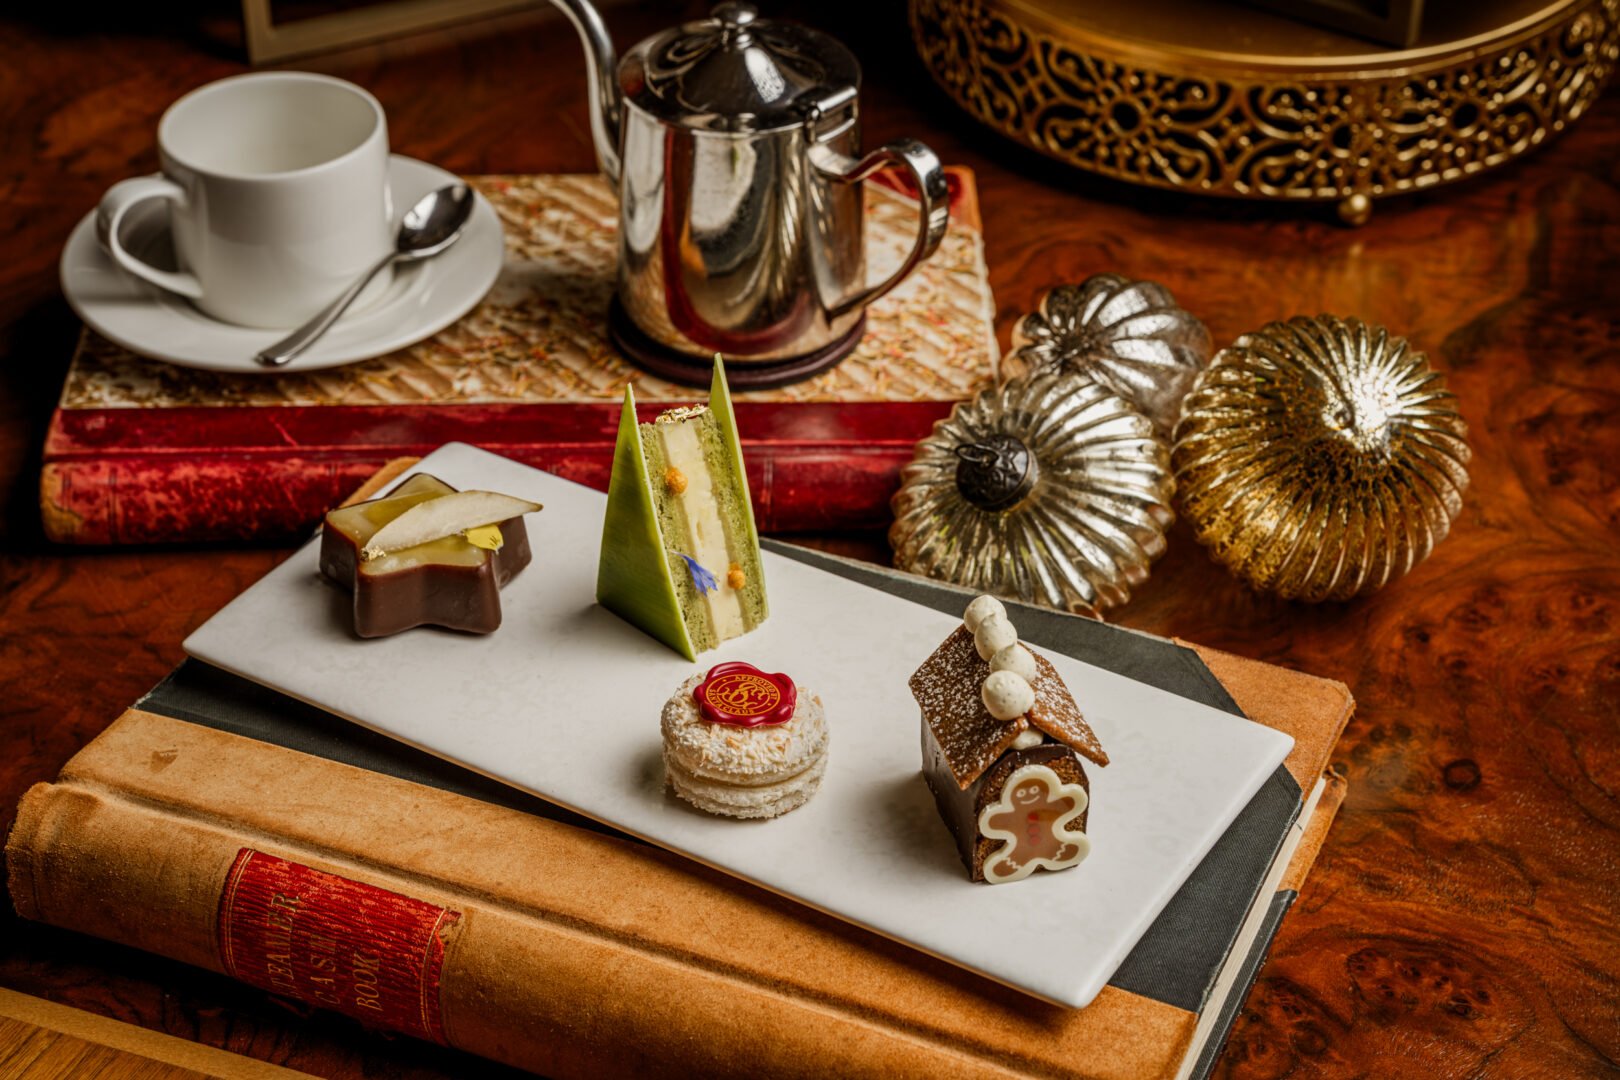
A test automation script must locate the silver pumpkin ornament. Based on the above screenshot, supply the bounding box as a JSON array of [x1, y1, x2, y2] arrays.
[[1002, 274, 1212, 436], [1173, 315, 1471, 602], [890, 370, 1175, 617]]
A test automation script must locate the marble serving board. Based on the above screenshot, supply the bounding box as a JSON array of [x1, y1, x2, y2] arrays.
[[185, 443, 1293, 1008]]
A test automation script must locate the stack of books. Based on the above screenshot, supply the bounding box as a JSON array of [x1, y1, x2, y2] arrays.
[[9, 464, 1351, 1078]]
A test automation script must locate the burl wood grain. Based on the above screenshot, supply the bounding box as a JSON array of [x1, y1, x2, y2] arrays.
[[0, 2, 1616, 1078]]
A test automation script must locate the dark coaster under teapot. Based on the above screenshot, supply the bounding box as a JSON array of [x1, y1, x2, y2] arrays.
[[607, 297, 866, 389]]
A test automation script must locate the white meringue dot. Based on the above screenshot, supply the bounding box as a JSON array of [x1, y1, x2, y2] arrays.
[[963, 594, 1007, 634], [990, 642, 1039, 682], [974, 613, 1018, 660], [1010, 728, 1046, 750], [982, 669, 1035, 721]]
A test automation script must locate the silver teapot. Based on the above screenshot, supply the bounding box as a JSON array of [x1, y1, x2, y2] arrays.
[[554, 0, 948, 379]]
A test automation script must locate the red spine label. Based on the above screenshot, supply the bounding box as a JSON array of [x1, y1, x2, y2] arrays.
[[217, 849, 460, 1044]]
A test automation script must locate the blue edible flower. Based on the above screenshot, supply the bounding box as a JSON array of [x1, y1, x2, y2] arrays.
[[678, 553, 718, 595]]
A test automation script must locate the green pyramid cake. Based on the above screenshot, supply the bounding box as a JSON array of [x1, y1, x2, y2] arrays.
[[596, 359, 768, 659]]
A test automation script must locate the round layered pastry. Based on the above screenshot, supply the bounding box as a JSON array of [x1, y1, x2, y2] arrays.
[[661, 662, 828, 820]]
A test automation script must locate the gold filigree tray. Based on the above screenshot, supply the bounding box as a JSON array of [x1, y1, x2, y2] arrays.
[[910, 0, 1618, 221]]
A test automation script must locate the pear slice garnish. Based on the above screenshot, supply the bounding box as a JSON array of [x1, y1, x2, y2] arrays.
[[361, 491, 541, 561]]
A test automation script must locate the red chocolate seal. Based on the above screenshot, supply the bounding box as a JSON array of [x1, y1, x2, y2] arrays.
[[694, 662, 797, 727]]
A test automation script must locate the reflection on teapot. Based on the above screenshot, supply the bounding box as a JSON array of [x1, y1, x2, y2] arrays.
[[551, 0, 948, 383]]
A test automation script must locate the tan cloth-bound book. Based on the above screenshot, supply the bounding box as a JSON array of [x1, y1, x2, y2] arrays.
[[6, 658, 1347, 1080]]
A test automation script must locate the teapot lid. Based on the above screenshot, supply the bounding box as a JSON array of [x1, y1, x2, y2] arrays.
[[621, 3, 861, 134]]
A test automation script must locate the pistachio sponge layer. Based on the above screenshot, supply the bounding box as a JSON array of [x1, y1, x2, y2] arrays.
[[595, 358, 768, 659], [643, 405, 766, 654]]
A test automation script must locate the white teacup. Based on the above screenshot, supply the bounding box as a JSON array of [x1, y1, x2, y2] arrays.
[[97, 72, 392, 329]]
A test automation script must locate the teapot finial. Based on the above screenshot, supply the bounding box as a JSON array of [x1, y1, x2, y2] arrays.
[[712, 2, 757, 25], [551, 0, 623, 186], [712, 1, 754, 40]]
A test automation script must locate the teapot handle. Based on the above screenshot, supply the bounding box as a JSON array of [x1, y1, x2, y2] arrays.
[[812, 138, 949, 319]]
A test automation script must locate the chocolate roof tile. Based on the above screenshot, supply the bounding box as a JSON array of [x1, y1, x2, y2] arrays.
[[1026, 650, 1109, 768]]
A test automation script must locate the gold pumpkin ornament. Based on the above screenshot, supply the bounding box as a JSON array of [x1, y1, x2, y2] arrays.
[[1173, 316, 1471, 602]]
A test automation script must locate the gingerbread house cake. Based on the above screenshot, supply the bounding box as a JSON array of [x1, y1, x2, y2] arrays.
[[909, 596, 1109, 884]]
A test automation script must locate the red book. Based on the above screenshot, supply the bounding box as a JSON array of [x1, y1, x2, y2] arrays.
[[43, 169, 995, 544]]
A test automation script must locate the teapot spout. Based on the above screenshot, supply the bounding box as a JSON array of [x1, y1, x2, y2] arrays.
[[551, 0, 622, 186]]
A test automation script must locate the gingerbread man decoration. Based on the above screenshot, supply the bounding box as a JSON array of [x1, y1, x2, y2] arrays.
[[977, 764, 1092, 884]]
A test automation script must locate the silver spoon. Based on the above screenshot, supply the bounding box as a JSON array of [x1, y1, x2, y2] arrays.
[[255, 183, 475, 368]]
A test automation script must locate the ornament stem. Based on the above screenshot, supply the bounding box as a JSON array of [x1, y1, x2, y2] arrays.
[[953, 444, 1000, 467], [954, 435, 1037, 512]]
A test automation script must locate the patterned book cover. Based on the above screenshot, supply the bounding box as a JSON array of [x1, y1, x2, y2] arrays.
[[43, 169, 995, 544]]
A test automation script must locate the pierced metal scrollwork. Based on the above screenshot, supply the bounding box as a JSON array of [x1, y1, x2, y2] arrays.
[[910, 0, 1619, 219]]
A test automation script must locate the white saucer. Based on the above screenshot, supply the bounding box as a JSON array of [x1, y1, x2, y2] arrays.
[[59, 155, 504, 374]]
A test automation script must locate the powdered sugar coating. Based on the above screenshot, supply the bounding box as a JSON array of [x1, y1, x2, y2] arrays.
[[910, 627, 1029, 789], [662, 673, 828, 785], [909, 626, 1107, 790], [1026, 652, 1108, 768]]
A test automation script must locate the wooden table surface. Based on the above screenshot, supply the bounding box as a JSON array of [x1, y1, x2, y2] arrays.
[[2, 3, 1617, 1078]]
